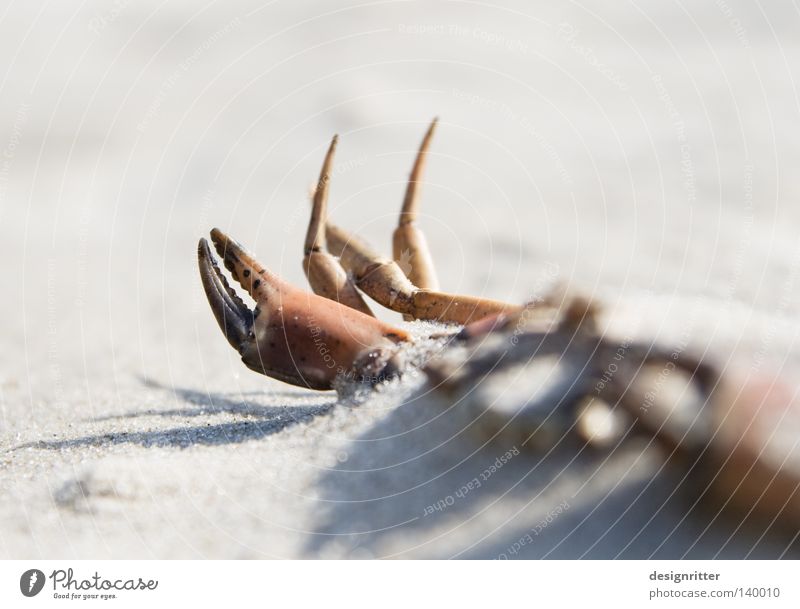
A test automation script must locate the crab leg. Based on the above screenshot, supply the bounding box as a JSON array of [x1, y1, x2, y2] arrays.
[[303, 135, 374, 316], [305, 127, 518, 325], [199, 228, 408, 390], [325, 221, 517, 325], [704, 378, 800, 530], [608, 349, 800, 531], [392, 117, 440, 291]]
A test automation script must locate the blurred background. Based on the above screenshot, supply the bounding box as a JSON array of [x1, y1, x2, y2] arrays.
[[2, 0, 799, 558]]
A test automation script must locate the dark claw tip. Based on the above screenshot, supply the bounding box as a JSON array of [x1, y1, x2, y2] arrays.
[[197, 237, 252, 351]]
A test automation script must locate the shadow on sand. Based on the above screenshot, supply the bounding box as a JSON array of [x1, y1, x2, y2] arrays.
[[303, 386, 800, 559], [15, 377, 335, 450]]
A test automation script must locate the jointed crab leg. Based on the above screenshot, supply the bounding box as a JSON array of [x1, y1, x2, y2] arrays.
[[303, 123, 519, 326], [199, 228, 408, 389], [325, 221, 516, 324], [303, 135, 374, 317], [393, 117, 440, 291]]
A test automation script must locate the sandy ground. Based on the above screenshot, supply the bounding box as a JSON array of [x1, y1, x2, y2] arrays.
[[2, 0, 800, 558]]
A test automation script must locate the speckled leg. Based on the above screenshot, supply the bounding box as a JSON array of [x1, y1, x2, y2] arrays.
[[303, 135, 374, 317]]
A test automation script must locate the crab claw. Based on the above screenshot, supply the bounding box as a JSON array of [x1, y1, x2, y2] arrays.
[[198, 238, 253, 351], [198, 229, 409, 390]]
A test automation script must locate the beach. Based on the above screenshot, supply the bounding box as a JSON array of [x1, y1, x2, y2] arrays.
[[2, 0, 800, 558]]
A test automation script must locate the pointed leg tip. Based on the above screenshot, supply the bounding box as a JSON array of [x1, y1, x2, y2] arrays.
[[399, 119, 439, 222], [307, 138, 338, 254], [323, 134, 338, 161], [424, 117, 439, 139]]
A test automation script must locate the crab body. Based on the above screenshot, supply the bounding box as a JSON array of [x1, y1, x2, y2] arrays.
[[197, 119, 800, 533]]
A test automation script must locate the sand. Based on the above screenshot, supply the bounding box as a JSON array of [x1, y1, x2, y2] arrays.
[[2, 0, 800, 558]]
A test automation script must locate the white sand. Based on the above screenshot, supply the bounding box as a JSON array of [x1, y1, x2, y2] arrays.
[[2, 0, 800, 558]]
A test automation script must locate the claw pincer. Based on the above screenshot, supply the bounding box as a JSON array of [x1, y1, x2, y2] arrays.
[[198, 228, 408, 389]]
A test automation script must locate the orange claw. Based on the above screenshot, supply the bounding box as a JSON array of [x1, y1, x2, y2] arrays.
[[198, 228, 409, 390]]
